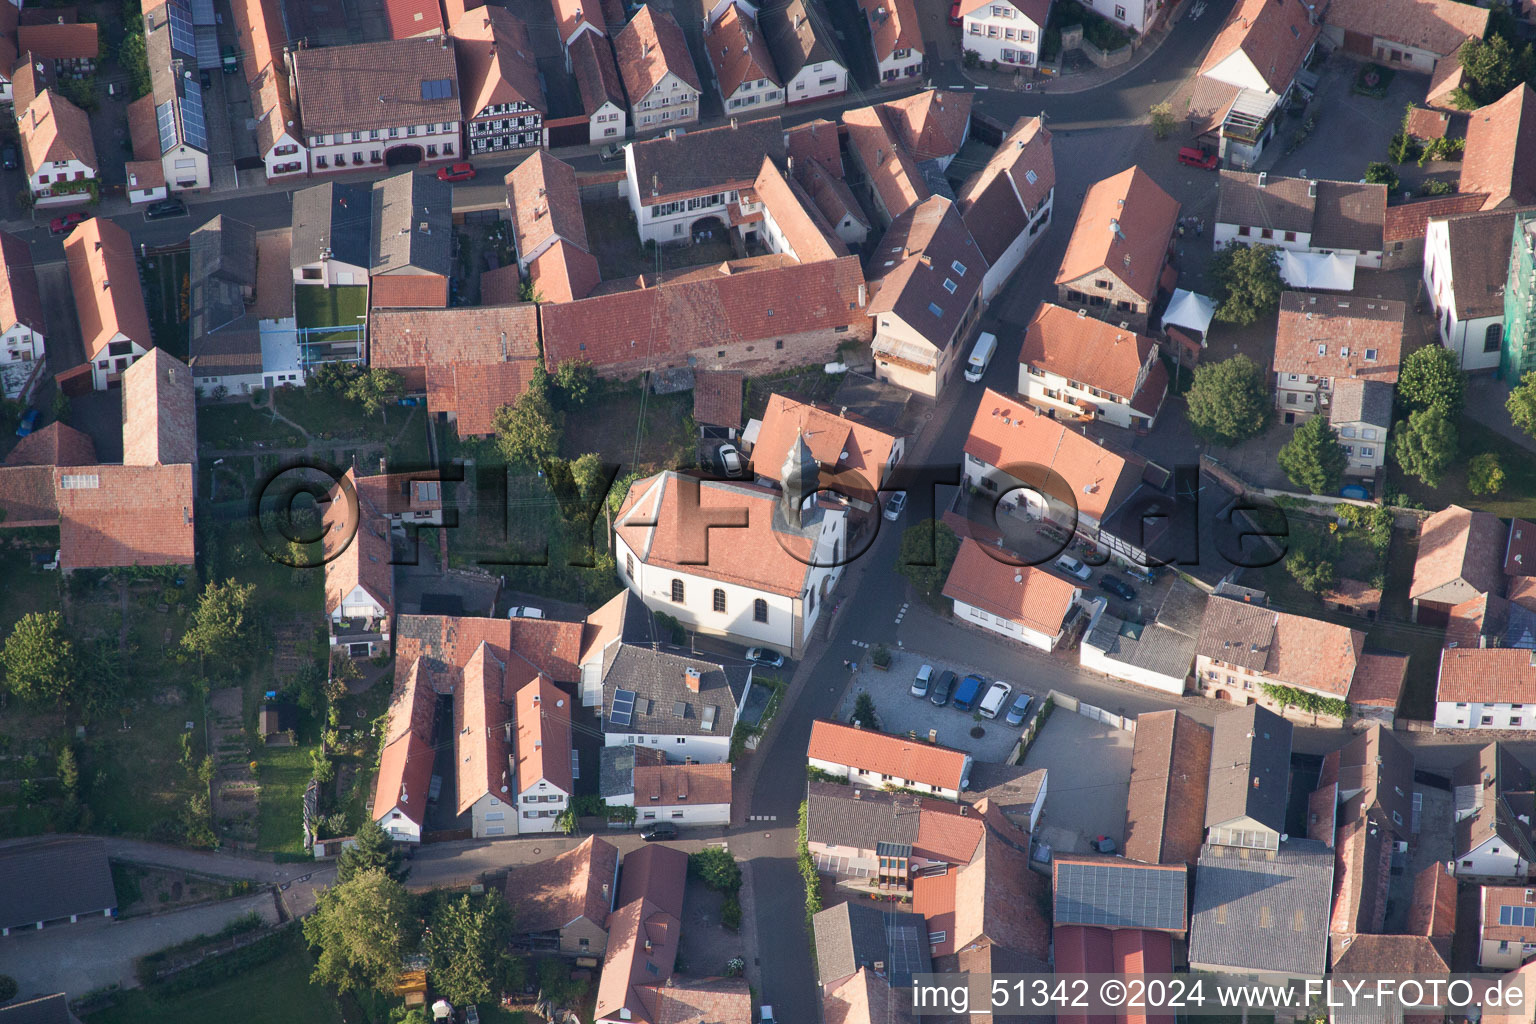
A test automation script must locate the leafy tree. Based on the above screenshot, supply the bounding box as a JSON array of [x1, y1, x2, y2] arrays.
[[181, 579, 257, 664], [689, 848, 742, 893], [1468, 452, 1505, 496], [492, 388, 561, 466], [1277, 416, 1348, 494], [553, 807, 578, 835], [75, 636, 130, 719], [58, 745, 79, 800], [303, 869, 416, 994], [553, 359, 597, 410], [1149, 101, 1176, 139], [1453, 34, 1535, 107], [1, 611, 74, 705], [851, 692, 879, 730], [51, 390, 71, 425], [119, 31, 151, 99], [1364, 162, 1400, 192], [310, 748, 336, 784], [1209, 244, 1283, 326], [1286, 548, 1337, 594], [344, 368, 404, 419], [1508, 370, 1536, 439], [337, 818, 409, 883], [1398, 345, 1465, 416], [1185, 354, 1271, 447], [895, 520, 961, 598], [312, 362, 363, 396], [423, 891, 524, 1005], [1393, 407, 1458, 486], [571, 452, 609, 506]]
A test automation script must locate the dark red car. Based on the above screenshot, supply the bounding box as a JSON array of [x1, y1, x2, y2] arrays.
[[1177, 146, 1219, 170], [949, 0, 962, 23], [436, 162, 476, 182], [49, 211, 88, 235]]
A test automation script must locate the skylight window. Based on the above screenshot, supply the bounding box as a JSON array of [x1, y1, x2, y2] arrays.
[[1024, 169, 1038, 184], [951, 260, 967, 276], [928, 302, 944, 317], [943, 278, 957, 294]]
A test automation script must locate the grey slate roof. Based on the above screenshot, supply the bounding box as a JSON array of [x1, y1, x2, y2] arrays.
[[291, 181, 372, 269], [812, 901, 931, 987], [1205, 704, 1292, 833], [1053, 858, 1188, 932], [1195, 593, 1276, 673], [0, 994, 70, 1024], [1087, 581, 1205, 681], [1216, 171, 1387, 253], [630, 116, 786, 203], [806, 780, 923, 849], [600, 643, 751, 737], [966, 763, 1048, 829], [1188, 838, 1334, 977], [0, 836, 117, 931], [370, 171, 453, 278], [1440, 207, 1522, 319], [1330, 378, 1394, 428], [190, 215, 257, 336], [599, 742, 666, 800], [759, 0, 843, 84]]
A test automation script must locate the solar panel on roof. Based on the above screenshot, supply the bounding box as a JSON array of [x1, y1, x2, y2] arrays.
[[610, 688, 636, 727], [181, 79, 208, 150], [1500, 905, 1536, 927], [421, 78, 452, 100], [1054, 861, 1186, 932], [166, 0, 196, 57], [189, 0, 216, 25], [155, 99, 179, 152]]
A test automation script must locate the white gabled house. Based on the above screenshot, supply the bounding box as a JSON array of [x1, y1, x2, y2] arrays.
[[0, 230, 47, 402], [513, 677, 573, 834], [602, 749, 733, 827], [1424, 207, 1522, 373], [806, 718, 973, 801], [958, 115, 1055, 302], [942, 537, 1089, 653], [958, 0, 1048, 70], [1451, 743, 1536, 880], [857, 0, 923, 86], [599, 645, 752, 764]]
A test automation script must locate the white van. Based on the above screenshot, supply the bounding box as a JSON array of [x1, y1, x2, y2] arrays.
[[965, 332, 997, 383], [979, 680, 1014, 720]]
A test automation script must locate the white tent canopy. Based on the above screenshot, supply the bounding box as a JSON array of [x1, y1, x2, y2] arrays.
[[1279, 250, 1356, 291], [1163, 289, 1217, 337]]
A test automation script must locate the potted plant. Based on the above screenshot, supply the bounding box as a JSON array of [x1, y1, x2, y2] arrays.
[[871, 645, 891, 670]]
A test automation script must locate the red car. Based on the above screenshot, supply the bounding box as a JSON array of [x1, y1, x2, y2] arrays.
[[436, 162, 476, 182], [1177, 146, 1219, 170], [49, 211, 88, 235], [949, 0, 962, 24]]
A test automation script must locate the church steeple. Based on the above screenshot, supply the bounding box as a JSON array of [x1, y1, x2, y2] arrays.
[[780, 429, 819, 529]]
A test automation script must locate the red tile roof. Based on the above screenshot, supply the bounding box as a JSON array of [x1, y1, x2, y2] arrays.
[[480, 264, 522, 307], [942, 538, 1079, 638], [958, 115, 1054, 266], [553, 0, 607, 44], [529, 241, 602, 305], [540, 255, 867, 372], [55, 464, 195, 570], [785, 118, 843, 177], [914, 803, 985, 863], [751, 394, 901, 503], [1021, 303, 1158, 400], [1508, 519, 1536, 577], [1273, 292, 1405, 382], [823, 969, 914, 1024], [456, 641, 510, 814], [384, 0, 444, 37], [19, 89, 96, 181], [706, 2, 780, 100], [1437, 646, 1536, 705], [508, 151, 590, 262], [449, 6, 545, 117], [649, 977, 751, 1024], [503, 834, 619, 932], [17, 21, 98, 59], [4, 421, 96, 468], [1056, 166, 1180, 304], [598, 844, 688, 1021], [1404, 105, 1453, 140], [515, 675, 574, 795], [0, 229, 45, 339], [1411, 504, 1507, 603], [807, 718, 971, 792], [963, 389, 1142, 523], [631, 761, 732, 808], [375, 731, 434, 827], [614, 472, 823, 596], [0, 465, 60, 526], [1199, 0, 1321, 95], [879, 89, 971, 164], [614, 5, 701, 102], [1461, 84, 1536, 211], [1382, 191, 1488, 242], [570, 30, 626, 117], [121, 348, 196, 468], [692, 370, 743, 429], [1407, 862, 1456, 946], [370, 274, 449, 309], [1324, 0, 1487, 58], [856, 0, 921, 61], [1124, 710, 1212, 869], [64, 217, 151, 360], [842, 103, 928, 221], [322, 468, 394, 617]]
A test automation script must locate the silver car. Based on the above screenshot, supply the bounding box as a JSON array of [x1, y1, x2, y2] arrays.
[[882, 491, 907, 521]]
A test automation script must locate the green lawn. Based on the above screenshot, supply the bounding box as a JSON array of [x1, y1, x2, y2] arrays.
[[271, 386, 395, 443], [199, 403, 301, 449], [386, 408, 431, 470], [253, 742, 312, 856], [86, 929, 343, 1024], [0, 547, 61, 636], [294, 284, 367, 334], [1387, 417, 1536, 518]]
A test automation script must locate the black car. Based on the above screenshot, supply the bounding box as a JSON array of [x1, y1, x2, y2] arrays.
[[1099, 574, 1137, 602], [145, 198, 187, 220], [640, 822, 679, 842], [1, 146, 17, 170], [929, 669, 957, 707]]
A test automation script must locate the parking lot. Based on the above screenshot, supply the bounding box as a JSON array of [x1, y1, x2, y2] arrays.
[[1021, 708, 1135, 857], [835, 648, 1031, 764]]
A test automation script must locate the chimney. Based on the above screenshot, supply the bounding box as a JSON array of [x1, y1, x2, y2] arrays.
[[1258, 172, 1268, 188], [684, 666, 702, 692], [853, 788, 861, 799]]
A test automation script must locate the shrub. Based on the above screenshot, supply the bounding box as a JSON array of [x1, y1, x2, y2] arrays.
[[689, 848, 742, 894], [721, 896, 742, 931]]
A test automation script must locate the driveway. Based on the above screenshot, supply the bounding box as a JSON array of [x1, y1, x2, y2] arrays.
[[1021, 708, 1135, 856], [0, 892, 280, 1002]]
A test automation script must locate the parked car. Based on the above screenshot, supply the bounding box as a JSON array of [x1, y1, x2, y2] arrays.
[[1177, 146, 1218, 170], [979, 680, 1013, 719], [1004, 692, 1034, 726], [15, 407, 40, 437], [436, 162, 477, 182], [948, 0, 962, 23], [599, 143, 623, 162], [882, 491, 907, 521], [952, 673, 985, 713], [145, 198, 187, 219], [1, 145, 17, 170], [929, 670, 957, 707], [1092, 834, 1117, 854], [718, 443, 743, 478], [640, 822, 679, 841], [911, 663, 934, 698], [1055, 555, 1092, 581], [222, 44, 239, 74], [507, 606, 545, 619], [49, 211, 87, 235], [746, 647, 784, 668], [1099, 575, 1137, 602]]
